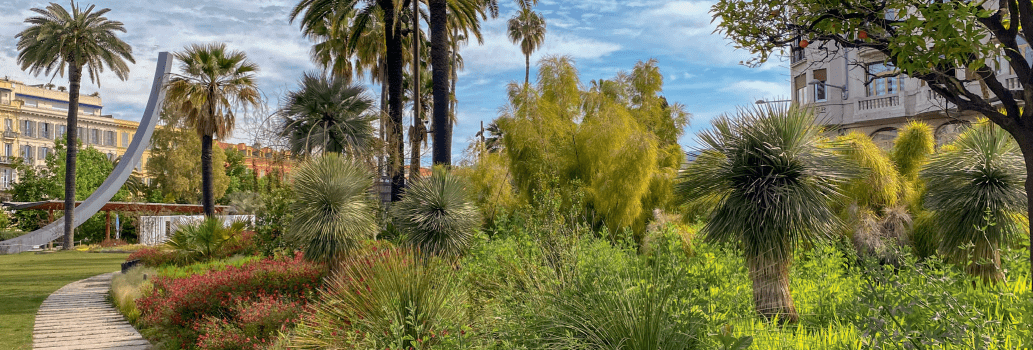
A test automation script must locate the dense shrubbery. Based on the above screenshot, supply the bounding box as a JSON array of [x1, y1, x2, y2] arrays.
[[135, 252, 325, 348]]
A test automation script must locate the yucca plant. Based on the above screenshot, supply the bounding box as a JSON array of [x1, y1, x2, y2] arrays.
[[165, 217, 246, 262], [921, 120, 1026, 283], [287, 153, 377, 263], [677, 104, 847, 323], [286, 247, 464, 349], [393, 167, 481, 257]]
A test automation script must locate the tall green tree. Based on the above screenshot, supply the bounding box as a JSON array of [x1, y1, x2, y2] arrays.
[[677, 105, 847, 323], [507, 7, 546, 86], [16, 1, 134, 249], [279, 72, 376, 157], [711, 0, 1033, 285], [147, 120, 230, 204], [165, 43, 261, 216]]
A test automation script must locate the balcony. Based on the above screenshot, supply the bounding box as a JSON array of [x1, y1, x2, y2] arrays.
[[1, 131, 17, 139], [0, 156, 22, 165], [1006, 77, 1021, 90], [858, 95, 899, 110]]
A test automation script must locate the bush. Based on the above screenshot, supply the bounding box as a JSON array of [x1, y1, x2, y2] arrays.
[[165, 217, 249, 263], [127, 247, 180, 267], [393, 167, 481, 256], [195, 295, 304, 350], [287, 247, 464, 349], [136, 252, 325, 347], [110, 266, 157, 323]]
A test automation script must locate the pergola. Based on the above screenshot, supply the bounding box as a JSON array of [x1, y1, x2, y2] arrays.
[[3, 201, 231, 242]]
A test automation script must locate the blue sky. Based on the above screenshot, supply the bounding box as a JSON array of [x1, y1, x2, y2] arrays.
[[0, 0, 791, 159]]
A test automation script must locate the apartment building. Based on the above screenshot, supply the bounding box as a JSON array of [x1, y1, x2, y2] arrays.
[[787, 31, 1011, 149], [218, 142, 293, 179], [0, 78, 150, 190]]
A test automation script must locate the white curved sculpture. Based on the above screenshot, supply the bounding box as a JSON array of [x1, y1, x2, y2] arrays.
[[0, 52, 172, 254]]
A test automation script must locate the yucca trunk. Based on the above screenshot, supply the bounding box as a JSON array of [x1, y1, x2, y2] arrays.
[[747, 255, 798, 323], [63, 63, 82, 250], [966, 238, 1004, 284], [201, 133, 215, 217], [430, 0, 451, 166]]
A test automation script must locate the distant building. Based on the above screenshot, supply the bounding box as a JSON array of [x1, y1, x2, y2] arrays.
[[0, 78, 150, 191], [218, 142, 293, 179], [786, 19, 1007, 148]]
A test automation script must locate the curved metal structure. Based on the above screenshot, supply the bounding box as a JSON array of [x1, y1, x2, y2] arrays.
[[0, 52, 172, 254]]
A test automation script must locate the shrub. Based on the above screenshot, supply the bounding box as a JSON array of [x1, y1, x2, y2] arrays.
[[288, 153, 377, 263], [195, 295, 304, 350], [165, 217, 248, 262], [110, 266, 156, 323], [287, 247, 464, 349], [136, 252, 325, 346], [127, 247, 180, 267], [393, 167, 481, 256]]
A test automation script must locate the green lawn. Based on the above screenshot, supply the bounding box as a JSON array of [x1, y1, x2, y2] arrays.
[[0, 250, 129, 350]]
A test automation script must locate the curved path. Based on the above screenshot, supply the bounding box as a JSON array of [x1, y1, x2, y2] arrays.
[[0, 52, 172, 254], [33, 273, 150, 350]]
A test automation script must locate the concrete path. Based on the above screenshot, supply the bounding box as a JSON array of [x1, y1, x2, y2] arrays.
[[33, 272, 151, 350]]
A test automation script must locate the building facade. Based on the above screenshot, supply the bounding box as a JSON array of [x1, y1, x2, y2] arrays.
[[218, 142, 293, 179], [0, 78, 150, 191], [787, 38, 1007, 149]]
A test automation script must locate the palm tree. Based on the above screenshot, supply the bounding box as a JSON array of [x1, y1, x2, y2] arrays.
[[289, 153, 378, 263], [677, 105, 847, 323], [16, 2, 134, 250], [166, 43, 261, 217], [279, 72, 376, 157], [507, 7, 546, 86], [922, 121, 1026, 283]]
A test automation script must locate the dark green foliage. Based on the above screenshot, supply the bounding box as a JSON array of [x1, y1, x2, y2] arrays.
[[165, 218, 247, 262], [254, 185, 295, 256], [287, 153, 377, 263], [278, 72, 376, 157], [393, 167, 481, 256]]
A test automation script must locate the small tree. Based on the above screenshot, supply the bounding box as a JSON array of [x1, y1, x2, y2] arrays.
[[677, 105, 847, 323]]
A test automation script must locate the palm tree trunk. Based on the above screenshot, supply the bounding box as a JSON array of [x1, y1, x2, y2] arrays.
[[525, 54, 530, 86], [967, 238, 1004, 284], [63, 64, 82, 250], [201, 133, 215, 217], [383, 0, 406, 202], [411, 0, 422, 180], [450, 26, 458, 125], [747, 255, 798, 323], [430, 0, 451, 166]]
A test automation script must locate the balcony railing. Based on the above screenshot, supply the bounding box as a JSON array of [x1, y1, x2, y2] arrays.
[[0, 156, 22, 165], [858, 95, 900, 110], [1, 131, 17, 139], [1006, 77, 1021, 90]]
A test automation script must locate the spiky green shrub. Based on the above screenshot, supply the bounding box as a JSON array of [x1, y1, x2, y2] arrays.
[[165, 218, 247, 262], [287, 153, 377, 263], [677, 104, 847, 323], [835, 132, 901, 211], [891, 121, 936, 211], [922, 120, 1026, 282], [286, 247, 464, 349], [393, 167, 481, 257]]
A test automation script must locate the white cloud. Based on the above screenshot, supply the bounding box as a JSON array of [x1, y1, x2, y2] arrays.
[[618, 1, 757, 66], [721, 80, 790, 100], [460, 19, 621, 75]]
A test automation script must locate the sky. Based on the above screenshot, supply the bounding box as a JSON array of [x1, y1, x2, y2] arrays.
[[0, 0, 791, 160]]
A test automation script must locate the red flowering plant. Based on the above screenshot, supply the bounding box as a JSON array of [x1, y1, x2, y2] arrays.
[[194, 295, 304, 350], [135, 252, 326, 347]]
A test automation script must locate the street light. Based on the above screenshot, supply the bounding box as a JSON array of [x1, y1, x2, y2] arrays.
[[755, 99, 792, 105], [809, 79, 848, 100]]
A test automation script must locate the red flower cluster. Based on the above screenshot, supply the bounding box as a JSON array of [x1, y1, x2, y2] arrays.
[[136, 252, 326, 347], [195, 295, 303, 350]]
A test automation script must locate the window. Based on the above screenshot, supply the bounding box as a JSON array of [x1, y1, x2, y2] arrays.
[[122, 132, 129, 147], [794, 74, 807, 103], [57, 125, 66, 140], [91, 129, 100, 144], [884, 9, 899, 21], [3, 119, 11, 132], [77, 127, 84, 141], [1, 168, 10, 189], [105, 131, 115, 146], [21, 121, 34, 138], [813, 69, 828, 102], [39, 147, 49, 160], [40, 123, 51, 139], [21, 145, 33, 160], [3, 143, 11, 157], [107, 152, 114, 162], [866, 63, 900, 96]]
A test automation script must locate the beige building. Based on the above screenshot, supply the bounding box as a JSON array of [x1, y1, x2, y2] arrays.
[[0, 78, 150, 191], [786, 35, 1016, 148]]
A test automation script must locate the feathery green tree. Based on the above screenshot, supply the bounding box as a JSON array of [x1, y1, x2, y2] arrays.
[[16, 1, 134, 249], [922, 120, 1026, 283], [677, 105, 847, 323], [166, 43, 261, 217]]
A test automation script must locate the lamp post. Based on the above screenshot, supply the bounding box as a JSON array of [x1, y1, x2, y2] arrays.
[[755, 99, 792, 105], [809, 79, 848, 100]]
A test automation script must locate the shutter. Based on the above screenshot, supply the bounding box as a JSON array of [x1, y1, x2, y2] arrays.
[[813, 69, 827, 82], [794, 74, 806, 90]]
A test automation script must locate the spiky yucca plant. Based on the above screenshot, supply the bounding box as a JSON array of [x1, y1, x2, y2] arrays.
[[393, 167, 481, 257], [922, 120, 1026, 283], [288, 153, 377, 263], [677, 105, 847, 323]]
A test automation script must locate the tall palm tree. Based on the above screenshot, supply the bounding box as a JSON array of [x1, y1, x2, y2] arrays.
[[922, 121, 1026, 283], [507, 7, 546, 86], [279, 72, 376, 158], [677, 105, 847, 323], [16, 2, 134, 250], [166, 43, 261, 217]]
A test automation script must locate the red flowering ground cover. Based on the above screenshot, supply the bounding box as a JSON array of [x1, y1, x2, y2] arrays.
[[135, 252, 325, 349]]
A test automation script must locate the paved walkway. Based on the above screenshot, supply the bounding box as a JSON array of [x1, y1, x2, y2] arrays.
[[33, 272, 151, 350]]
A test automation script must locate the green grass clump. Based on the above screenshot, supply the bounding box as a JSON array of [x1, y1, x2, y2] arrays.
[[0, 250, 129, 349], [157, 255, 261, 279], [109, 266, 156, 323]]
